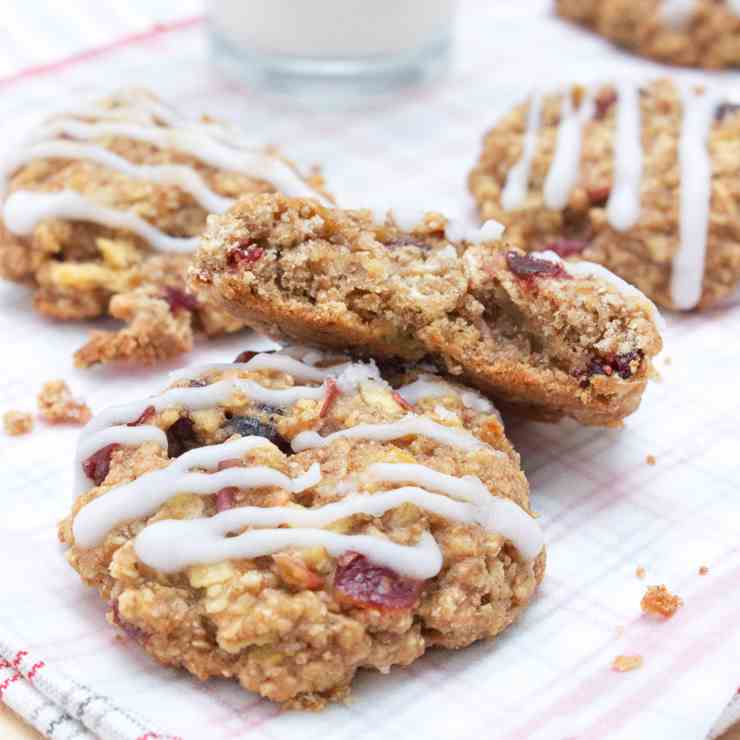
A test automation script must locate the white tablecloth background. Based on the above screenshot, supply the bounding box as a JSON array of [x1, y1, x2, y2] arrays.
[[1, 2, 739, 739]]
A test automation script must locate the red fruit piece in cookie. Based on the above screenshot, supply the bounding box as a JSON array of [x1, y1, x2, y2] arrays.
[[127, 405, 155, 427], [228, 242, 265, 268], [215, 487, 238, 512], [506, 251, 571, 281], [333, 552, 424, 610], [163, 286, 198, 313], [82, 444, 120, 486]]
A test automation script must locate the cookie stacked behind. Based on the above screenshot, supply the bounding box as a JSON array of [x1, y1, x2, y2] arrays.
[[469, 79, 740, 310], [61, 348, 544, 708], [556, 0, 740, 69], [0, 88, 329, 366], [191, 193, 663, 427]]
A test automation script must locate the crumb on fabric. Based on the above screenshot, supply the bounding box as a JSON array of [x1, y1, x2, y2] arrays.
[[635, 566, 646, 579], [641, 585, 683, 619], [645, 455, 656, 466], [612, 655, 643, 673], [3, 410, 33, 436], [37, 380, 92, 425], [699, 566, 709, 576], [663, 357, 672, 366]]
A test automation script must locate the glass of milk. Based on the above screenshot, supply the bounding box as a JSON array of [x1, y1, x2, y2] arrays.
[[208, 0, 457, 95]]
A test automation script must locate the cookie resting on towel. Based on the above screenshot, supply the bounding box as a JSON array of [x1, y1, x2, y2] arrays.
[[469, 79, 740, 310], [0, 88, 330, 367], [190, 193, 663, 427], [59, 347, 545, 709]]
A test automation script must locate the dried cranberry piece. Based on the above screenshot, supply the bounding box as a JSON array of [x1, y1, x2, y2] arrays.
[[82, 444, 119, 486], [228, 415, 292, 454], [544, 239, 590, 258], [234, 350, 257, 363], [228, 242, 264, 268], [587, 186, 611, 206], [594, 90, 618, 120], [162, 286, 198, 313], [127, 405, 155, 427], [166, 416, 198, 458], [506, 251, 570, 281], [189, 379, 208, 388], [611, 351, 640, 380], [576, 351, 642, 386], [215, 487, 238, 512], [715, 103, 740, 122], [319, 378, 340, 418], [334, 552, 424, 610], [392, 390, 415, 411]]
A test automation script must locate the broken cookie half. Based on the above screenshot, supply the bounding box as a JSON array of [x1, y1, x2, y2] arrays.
[[191, 194, 663, 427]]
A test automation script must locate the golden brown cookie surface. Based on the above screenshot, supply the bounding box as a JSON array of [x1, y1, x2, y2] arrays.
[[0, 89, 329, 367], [191, 193, 662, 427], [60, 348, 544, 708]]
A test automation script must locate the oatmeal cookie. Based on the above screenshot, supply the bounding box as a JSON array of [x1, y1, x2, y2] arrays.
[[556, 0, 740, 69], [190, 193, 662, 427], [59, 348, 545, 708], [0, 88, 330, 367], [469, 79, 740, 310]]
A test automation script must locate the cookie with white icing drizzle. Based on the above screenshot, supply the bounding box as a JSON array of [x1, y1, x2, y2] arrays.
[[0, 88, 330, 367], [190, 193, 662, 427], [556, 0, 740, 69], [59, 347, 544, 709], [469, 79, 740, 311]]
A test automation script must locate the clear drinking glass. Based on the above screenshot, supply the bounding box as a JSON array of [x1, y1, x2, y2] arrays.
[[208, 0, 457, 95]]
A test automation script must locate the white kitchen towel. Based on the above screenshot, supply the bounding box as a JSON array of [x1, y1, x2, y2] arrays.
[[1, 2, 739, 739]]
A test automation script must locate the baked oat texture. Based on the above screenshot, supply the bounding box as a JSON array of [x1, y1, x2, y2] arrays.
[[190, 193, 663, 427], [556, 0, 740, 68], [59, 350, 544, 709], [468, 79, 740, 310], [0, 88, 329, 367]]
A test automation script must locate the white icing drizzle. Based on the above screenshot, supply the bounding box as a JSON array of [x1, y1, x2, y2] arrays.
[[28, 119, 324, 203], [73, 350, 539, 583], [606, 81, 643, 232], [74, 454, 319, 549], [0, 142, 233, 212], [291, 414, 498, 454], [671, 87, 719, 310], [501, 91, 543, 211], [133, 461, 543, 574], [2, 93, 327, 254], [137, 526, 443, 579], [3, 190, 200, 253], [543, 90, 594, 210], [504, 81, 724, 310], [366, 463, 544, 560], [396, 374, 496, 414], [532, 250, 666, 330]]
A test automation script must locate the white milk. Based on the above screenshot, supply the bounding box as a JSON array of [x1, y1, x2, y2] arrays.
[[208, 0, 457, 58]]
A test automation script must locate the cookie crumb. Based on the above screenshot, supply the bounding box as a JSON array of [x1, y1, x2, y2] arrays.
[[663, 356, 672, 366], [635, 566, 646, 579], [645, 454, 656, 466], [37, 380, 92, 425], [612, 655, 643, 673], [3, 410, 33, 436], [699, 566, 709, 576], [641, 585, 683, 618]]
